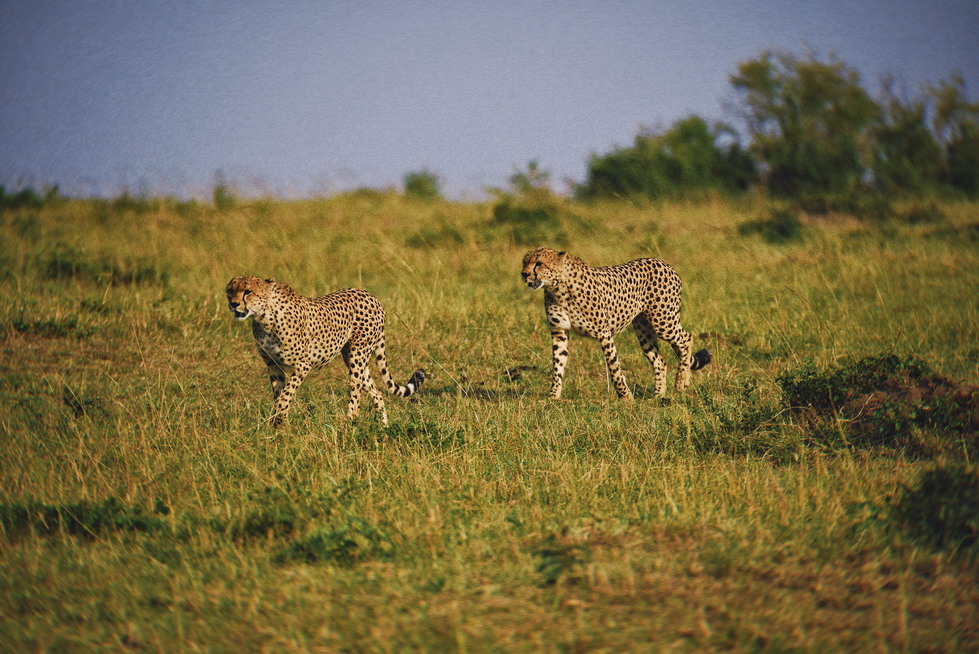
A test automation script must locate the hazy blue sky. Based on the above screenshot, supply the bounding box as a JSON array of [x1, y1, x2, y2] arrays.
[[1, 0, 976, 199]]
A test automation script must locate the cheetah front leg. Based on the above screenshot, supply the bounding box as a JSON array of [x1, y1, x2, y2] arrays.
[[259, 351, 287, 403], [600, 336, 633, 399], [266, 365, 287, 404], [633, 315, 667, 396], [270, 363, 310, 426], [549, 328, 570, 399]]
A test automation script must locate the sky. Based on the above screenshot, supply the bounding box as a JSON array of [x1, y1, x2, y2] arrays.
[[1, 0, 977, 200]]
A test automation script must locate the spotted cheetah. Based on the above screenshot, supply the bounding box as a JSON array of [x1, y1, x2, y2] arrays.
[[226, 276, 425, 426], [521, 248, 710, 399]]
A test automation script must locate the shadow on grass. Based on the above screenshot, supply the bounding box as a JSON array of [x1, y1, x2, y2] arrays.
[[418, 384, 526, 401]]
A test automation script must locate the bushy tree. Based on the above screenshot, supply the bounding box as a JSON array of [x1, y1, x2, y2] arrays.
[[930, 75, 979, 196], [869, 79, 944, 194], [575, 116, 755, 201], [403, 170, 441, 201], [730, 50, 879, 199]]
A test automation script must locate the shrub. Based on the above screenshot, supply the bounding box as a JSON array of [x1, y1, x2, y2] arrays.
[[897, 200, 947, 225], [930, 75, 979, 197], [212, 173, 235, 211], [211, 480, 398, 566], [61, 386, 110, 420], [224, 487, 307, 541], [575, 116, 755, 202], [405, 221, 464, 249], [8, 315, 91, 339], [403, 170, 441, 201], [777, 355, 978, 456], [690, 382, 788, 458], [489, 161, 573, 245], [869, 82, 944, 195], [384, 420, 466, 448], [531, 532, 591, 586], [0, 185, 43, 211]]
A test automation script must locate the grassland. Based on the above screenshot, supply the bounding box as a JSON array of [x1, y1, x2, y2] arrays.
[[1, 191, 977, 651]]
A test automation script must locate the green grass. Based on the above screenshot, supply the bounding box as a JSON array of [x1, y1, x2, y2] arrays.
[[1, 193, 977, 651]]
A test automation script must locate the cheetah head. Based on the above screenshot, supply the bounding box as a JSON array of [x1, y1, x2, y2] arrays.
[[226, 276, 276, 320], [521, 248, 566, 290]]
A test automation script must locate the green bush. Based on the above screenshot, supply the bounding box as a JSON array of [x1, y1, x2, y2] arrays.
[[897, 200, 947, 224], [931, 75, 979, 197], [869, 84, 944, 195], [403, 170, 441, 201], [777, 355, 978, 456], [212, 173, 235, 211], [489, 162, 573, 245], [575, 116, 755, 202], [0, 185, 43, 211], [8, 314, 91, 339], [405, 221, 464, 249], [531, 532, 591, 586]]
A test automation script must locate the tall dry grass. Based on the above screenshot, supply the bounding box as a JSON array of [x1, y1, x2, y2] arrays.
[[1, 192, 977, 650]]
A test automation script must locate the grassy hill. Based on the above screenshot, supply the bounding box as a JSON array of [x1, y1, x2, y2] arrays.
[[1, 192, 977, 651]]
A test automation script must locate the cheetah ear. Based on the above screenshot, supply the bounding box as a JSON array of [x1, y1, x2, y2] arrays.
[[264, 278, 276, 284], [555, 251, 567, 266]]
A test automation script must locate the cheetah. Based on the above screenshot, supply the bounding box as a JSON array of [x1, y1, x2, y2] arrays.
[[226, 276, 425, 426], [520, 248, 711, 399]]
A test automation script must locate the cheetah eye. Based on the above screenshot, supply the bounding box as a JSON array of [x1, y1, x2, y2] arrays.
[[243, 289, 252, 296], [534, 262, 542, 269]]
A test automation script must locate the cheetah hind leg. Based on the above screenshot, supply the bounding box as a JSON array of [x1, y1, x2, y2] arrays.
[[633, 316, 667, 396], [362, 376, 388, 427], [666, 329, 711, 392], [342, 344, 389, 425]]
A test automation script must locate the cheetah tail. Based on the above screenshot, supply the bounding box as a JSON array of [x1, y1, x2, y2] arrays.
[[375, 341, 426, 398], [691, 348, 712, 371]]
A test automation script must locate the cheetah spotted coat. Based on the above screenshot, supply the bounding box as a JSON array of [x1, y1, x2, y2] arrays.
[[226, 276, 424, 426], [521, 248, 710, 399]]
